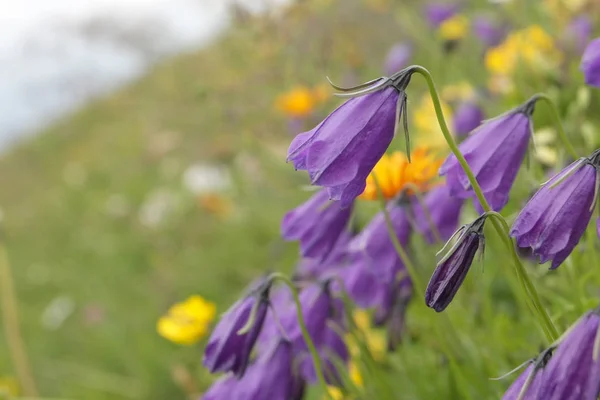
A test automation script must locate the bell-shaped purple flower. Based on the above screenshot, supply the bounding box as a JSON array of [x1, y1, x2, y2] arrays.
[[347, 203, 411, 281], [453, 101, 484, 137], [535, 310, 600, 400], [473, 16, 505, 47], [565, 16, 592, 53], [412, 184, 464, 244], [440, 98, 536, 212], [282, 189, 353, 261], [287, 71, 414, 207], [384, 43, 412, 76], [502, 349, 553, 399], [425, 2, 459, 28], [374, 277, 412, 351], [202, 374, 237, 400], [295, 229, 352, 279], [581, 37, 600, 88], [299, 323, 349, 385], [339, 260, 394, 309], [425, 214, 487, 312], [510, 153, 600, 269], [234, 339, 297, 400], [204, 279, 271, 377]]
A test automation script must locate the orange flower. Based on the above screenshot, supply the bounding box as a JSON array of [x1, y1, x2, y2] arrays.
[[360, 148, 443, 201]]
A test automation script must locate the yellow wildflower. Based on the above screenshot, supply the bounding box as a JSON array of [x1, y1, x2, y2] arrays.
[[412, 95, 453, 150], [349, 362, 363, 387], [0, 377, 19, 397], [439, 15, 469, 41], [360, 148, 443, 201], [326, 386, 345, 400], [346, 310, 387, 361], [157, 295, 216, 345], [275, 86, 317, 118]]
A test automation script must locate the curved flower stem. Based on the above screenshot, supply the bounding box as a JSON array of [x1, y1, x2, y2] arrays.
[[533, 93, 579, 160], [0, 242, 38, 396], [412, 66, 559, 342], [268, 273, 333, 400]]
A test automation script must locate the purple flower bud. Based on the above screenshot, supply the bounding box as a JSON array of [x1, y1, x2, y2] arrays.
[[234, 339, 297, 400], [440, 98, 536, 212], [424, 2, 459, 28], [282, 189, 353, 261], [425, 215, 487, 312], [473, 16, 506, 48], [581, 37, 600, 88], [384, 43, 412, 76], [412, 184, 464, 244], [452, 101, 484, 137], [204, 280, 271, 377], [565, 16, 592, 54], [287, 71, 414, 207], [347, 203, 411, 281], [510, 153, 599, 269], [535, 311, 600, 400]]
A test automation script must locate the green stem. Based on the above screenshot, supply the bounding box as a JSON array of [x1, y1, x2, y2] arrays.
[[534, 93, 579, 160], [268, 273, 333, 399], [0, 242, 38, 396], [413, 66, 559, 341]]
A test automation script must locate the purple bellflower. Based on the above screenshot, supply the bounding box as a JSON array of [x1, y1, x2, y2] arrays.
[[453, 101, 484, 137], [440, 97, 537, 212], [374, 277, 412, 351], [300, 323, 349, 385], [502, 348, 554, 400], [384, 43, 412, 76], [535, 310, 600, 400], [234, 339, 298, 400], [565, 16, 592, 54], [411, 184, 464, 244], [281, 189, 353, 261], [287, 69, 415, 207], [425, 2, 459, 28], [347, 203, 411, 282], [581, 37, 600, 88], [510, 151, 600, 269], [202, 374, 237, 400], [473, 15, 506, 48], [425, 214, 487, 312], [295, 229, 352, 280], [204, 279, 271, 377]]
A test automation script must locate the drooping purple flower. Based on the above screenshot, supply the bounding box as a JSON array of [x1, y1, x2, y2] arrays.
[[425, 214, 487, 312], [295, 229, 352, 279], [202, 374, 237, 400], [234, 339, 297, 400], [510, 152, 600, 269], [411, 184, 464, 244], [347, 203, 411, 281], [565, 16, 592, 54], [581, 37, 600, 88], [425, 2, 459, 28], [299, 323, 349, 385], [453, 101, 484, 137], [204, 279, 271, 377], [502, 349, 553, 400], [535, 310, 600, 400], [440, 97, 537, 212], [384, 43, 412, 76], [287, 70, 415, 207], [339, 260, 394, 309], [374, 277, 412, 351], [281, 189, 353, 261], [473, 15, 506, 48], [597, 217, 600, 240]]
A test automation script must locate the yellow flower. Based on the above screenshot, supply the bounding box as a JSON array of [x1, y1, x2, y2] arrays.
[[157, 295, 216, 345], [0, 377, 19, 397], [360, 148, 443, 201], [346, 310, 387, 361], [326, 386, 345, 400], [485, 25, 561, 78], [413, 95, 453, 150], [441, 81, 475, 102], [275, 86, 317, 118], [438, 15, 469, 41], [349, 362, 363, 387]]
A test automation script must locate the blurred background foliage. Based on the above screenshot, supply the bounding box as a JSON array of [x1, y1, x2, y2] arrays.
[[1, 0, 600, 398]]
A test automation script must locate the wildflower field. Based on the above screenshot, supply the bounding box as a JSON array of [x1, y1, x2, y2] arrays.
[[2, 0, 600, 399]]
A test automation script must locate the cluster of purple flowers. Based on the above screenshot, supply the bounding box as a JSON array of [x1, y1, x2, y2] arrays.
[[199, 15, 600, 399]]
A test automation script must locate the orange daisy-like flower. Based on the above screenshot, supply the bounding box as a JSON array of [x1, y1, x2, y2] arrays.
[[360, 148, 443, 201]]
